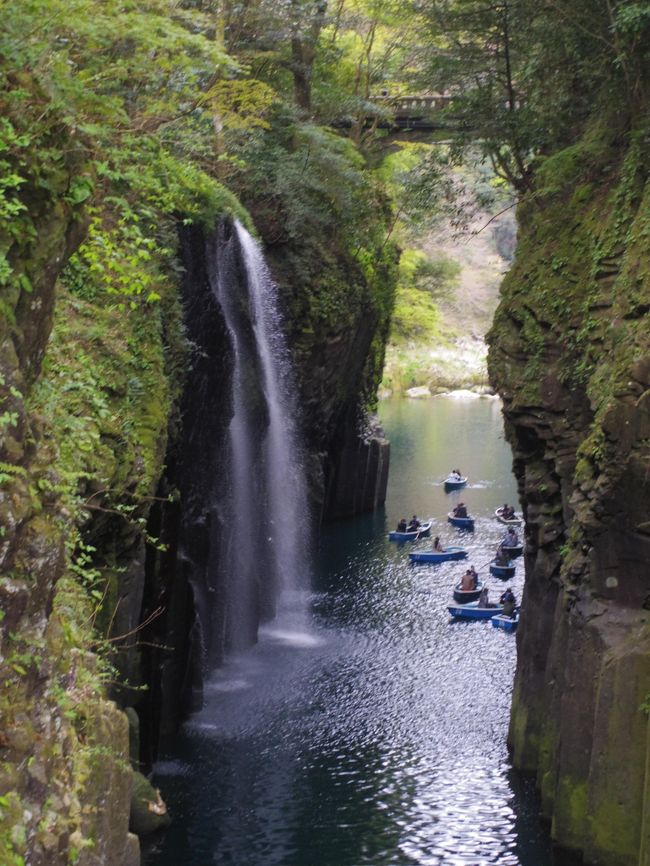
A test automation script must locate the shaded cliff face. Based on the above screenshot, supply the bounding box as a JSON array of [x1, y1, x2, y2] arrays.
[[142, 218, 395, 753], [142, 221, 281, 750], [488, 125, 650, 865], [258, 227, 396, 520]]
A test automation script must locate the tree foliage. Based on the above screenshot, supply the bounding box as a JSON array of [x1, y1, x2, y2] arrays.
[[415, 0, 650, 191]]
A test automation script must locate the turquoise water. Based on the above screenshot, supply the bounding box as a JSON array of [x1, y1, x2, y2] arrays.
[[146, 396, 575, 866]]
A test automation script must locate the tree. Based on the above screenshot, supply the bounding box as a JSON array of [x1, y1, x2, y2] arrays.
[[416, 0, 650, 191], [290, 0, 329, 111]]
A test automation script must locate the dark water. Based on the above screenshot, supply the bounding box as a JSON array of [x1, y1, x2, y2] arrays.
[[146, 396, 573, 866]]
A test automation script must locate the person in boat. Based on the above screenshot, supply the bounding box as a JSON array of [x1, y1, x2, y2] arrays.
[[502, 527, 519, 547], [432, 536, 444, 552], [478, 586, 489, 607], [469, 565, 478, 588], [397, 518, 408, 532], [407, 515, 421, 532], [449, 469, 461, 481], [501, 503, 514, 520], [500, 587, 517, 617], [459, 569, 475, 591], [453, 502, 468, 519], [495, 544, 510, 567]]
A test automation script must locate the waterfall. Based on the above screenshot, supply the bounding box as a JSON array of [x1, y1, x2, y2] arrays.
[[207, 220, 311, 652]]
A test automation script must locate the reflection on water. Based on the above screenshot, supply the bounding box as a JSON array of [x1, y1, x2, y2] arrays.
[[146, 396, 575, 866]]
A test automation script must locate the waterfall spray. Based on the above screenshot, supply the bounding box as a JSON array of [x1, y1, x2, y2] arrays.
[[208, 220, 311, 650]]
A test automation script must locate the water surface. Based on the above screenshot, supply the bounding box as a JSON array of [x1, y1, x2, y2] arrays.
[[147, 396, 571, 866]]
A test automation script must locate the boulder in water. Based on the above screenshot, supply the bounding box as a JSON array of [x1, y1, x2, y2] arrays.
[[130, 771, 171, 836], [405, 386, 431, 398]]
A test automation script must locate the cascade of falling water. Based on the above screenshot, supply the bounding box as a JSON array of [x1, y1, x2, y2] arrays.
[[208, 220, 311, 651]]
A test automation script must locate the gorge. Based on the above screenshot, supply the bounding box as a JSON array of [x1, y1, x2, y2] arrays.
[[2, 3, 650, 866]]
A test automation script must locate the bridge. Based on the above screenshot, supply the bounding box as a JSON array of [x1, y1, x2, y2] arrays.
[[370, 94, 454, 128], [335, 93, 458, 133]]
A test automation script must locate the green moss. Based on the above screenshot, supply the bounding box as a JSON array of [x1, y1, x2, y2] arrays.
[[0, 570, 131, 863], [590, 778, 642, 861], [509, 694, 536, 768], [130, 771, 170, 836], [552, 778, 589, 846]]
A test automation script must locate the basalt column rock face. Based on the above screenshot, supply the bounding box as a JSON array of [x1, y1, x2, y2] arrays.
[[488, 128, 650, 866], [260, 230, 397, 522], [143, 219, 310, 749], [324, 415, 390, 520], [141, 223, 234, 749]]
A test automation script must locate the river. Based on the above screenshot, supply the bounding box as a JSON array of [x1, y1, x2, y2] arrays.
[[145, 395, 575, 866]]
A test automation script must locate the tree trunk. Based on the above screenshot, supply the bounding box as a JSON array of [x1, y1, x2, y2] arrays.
[[290, 0, 328, 114]]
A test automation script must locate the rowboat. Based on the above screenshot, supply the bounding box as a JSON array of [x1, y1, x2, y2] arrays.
[[502, 543, 523, 557], [447, 512, 474, 530], [444, 475, 467, 491], [388, 520, 432, 542], [491, 612, 519, 632], [452, 579, 483, 604], [448, 601, 504, 620], [495, 507, 523, 526], [489, 559, 515, 578], [409, 546, 468, 564]]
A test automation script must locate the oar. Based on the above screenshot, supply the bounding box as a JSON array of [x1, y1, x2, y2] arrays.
[[475, 556, 495, 572], [413, 519, 433, 542]]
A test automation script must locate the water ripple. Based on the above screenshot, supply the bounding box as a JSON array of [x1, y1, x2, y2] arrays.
[[146, 398, 568, 866]]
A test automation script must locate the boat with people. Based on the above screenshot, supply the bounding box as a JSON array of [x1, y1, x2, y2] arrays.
[[491, 612, 519, 632], [498, 526, 523, 556], [489, 559, 516, 578], [409, 546, 468, 564], [452, 579, 484, 604], [495, 506, 523, 526], [444, 471, 467, 491], [447, 600, 504, 620], [447, 511, 474, 530], [388, 520, 432, 542]]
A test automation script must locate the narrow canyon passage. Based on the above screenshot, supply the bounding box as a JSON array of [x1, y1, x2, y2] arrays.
[[145, 397, 578, 866]]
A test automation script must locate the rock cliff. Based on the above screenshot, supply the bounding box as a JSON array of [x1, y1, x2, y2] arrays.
[[0, 92, 144, 864], [488, 121, 650, 865], [1, 152, 395, 865], [139, 217, 396, 754], [254, 205, 395, 521]]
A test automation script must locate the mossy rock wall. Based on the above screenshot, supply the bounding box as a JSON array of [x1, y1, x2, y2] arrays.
[[488, 120, 650, 865], [0, 115, 145, 864]]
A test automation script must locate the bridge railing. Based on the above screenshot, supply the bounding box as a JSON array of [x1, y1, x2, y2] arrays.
[[368, 94, 454, 115]]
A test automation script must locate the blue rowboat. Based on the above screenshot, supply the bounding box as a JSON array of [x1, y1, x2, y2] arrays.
[[444, 475, 467, 491], [492, 612, 519, 632], [447, 512, 474, 530], [448, 601, 504, 620], [452, 579, 483, 604], [502, 543, 523, 557], [489, 559, 515, 578], [409, 546, 468, 564], [495, 507, 523, 526], [388, 520, 432, 542]]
